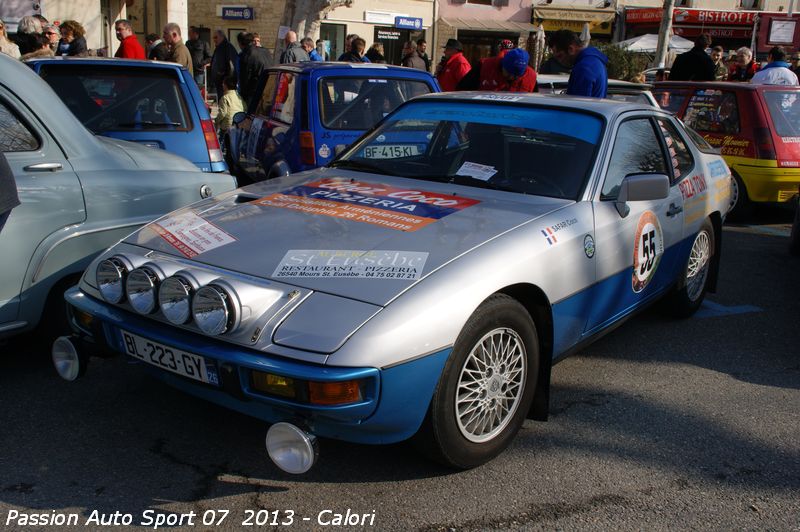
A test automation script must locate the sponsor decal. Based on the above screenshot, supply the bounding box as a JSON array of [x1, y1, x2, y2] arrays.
[[707, 159, 728, 178], [151, 212, 236, 258], [632, 211, 663, 293], [318, 144, 331, 159], [782, 137, 800, 143], [376, 134, 386, 143], [540, 218, 578, 246], [273, 250, 428, 280], [471, 94, 523, 102], [703, 135, 752, 157], [679, 174, 707, 201], [584, 234, 595, 258], [255, 178, 480, 232]]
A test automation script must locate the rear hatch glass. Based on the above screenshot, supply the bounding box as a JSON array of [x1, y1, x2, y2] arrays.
[[39, 64, 191, 132], [319, 77, 433, 130], [652, 87, 692, 114], [762, 90, 800, 162]]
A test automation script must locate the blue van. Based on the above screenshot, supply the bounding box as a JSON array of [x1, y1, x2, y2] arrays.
[[26, 57, 227, 173], [226, 62, 439, 183]]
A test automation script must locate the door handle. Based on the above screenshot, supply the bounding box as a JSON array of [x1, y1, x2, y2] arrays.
[[666, 203, 683, 217], [24, 162, 63, 172]]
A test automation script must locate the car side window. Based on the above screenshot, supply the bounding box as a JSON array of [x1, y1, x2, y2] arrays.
[[0, 100, 39, 152], [683, 90, 740, 134], [657, 118, 694, 183], [253, 73, 279, 118], [271, 73, 296, 125], [602, 118, 667, 199], [653, 88, 691, 115]]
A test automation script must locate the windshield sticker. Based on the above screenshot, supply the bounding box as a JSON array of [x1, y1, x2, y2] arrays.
[[472, 94, 523, 102], [540, 218, 578, 246], [584, 234, 595, 258], [456, 161, 497, 181], [256, 178, 480, 232], [150, 212, 236, 258], [632, 211, 663, 293], [273, 250, 429, 280], [318, 144, 331, 159]]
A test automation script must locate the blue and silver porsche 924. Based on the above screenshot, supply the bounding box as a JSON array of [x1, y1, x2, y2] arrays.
[[56, 93, 732, 473]]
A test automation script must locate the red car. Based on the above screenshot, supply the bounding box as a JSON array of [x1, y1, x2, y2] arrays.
[[654, 82, 800, 217]]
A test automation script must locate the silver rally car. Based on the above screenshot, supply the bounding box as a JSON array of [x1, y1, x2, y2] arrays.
[[57, 92, 732, 473]]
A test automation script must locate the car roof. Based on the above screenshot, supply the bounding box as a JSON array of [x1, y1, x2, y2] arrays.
[[413, 91, 659, 118], [24, 56, 190, 72], [654, 81, 800, 91], [537, 74, 652, 91], [270, 61, 434, 76]]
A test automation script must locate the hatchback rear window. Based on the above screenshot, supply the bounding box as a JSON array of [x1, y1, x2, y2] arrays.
[[40, 65, 191, 132], [319, 77, 432, 130], [683, 90, 739, 134], [652, 88, 691, 114], [762, 90, 800, 138]]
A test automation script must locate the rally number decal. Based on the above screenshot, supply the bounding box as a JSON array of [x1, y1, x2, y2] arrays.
[[632, 211, 663, 293]]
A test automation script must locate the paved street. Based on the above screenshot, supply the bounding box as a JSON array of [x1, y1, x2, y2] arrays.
[[1, 212, 798, 531]]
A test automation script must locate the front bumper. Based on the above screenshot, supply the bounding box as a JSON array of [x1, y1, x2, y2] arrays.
[[65, 287, 450, 444]]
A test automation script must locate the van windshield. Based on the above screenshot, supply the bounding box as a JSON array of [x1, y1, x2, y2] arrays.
[[763, 90, 800, 138]]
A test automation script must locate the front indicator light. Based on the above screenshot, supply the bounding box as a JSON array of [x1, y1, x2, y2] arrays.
[[126, 267, 160, 314], [96, 258, 128, 303], [308, 380, 362, 405], [192, 284, 235, 335]]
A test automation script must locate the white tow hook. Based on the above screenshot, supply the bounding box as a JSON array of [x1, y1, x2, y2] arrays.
[[265, 422, 319, 474], [52, 336, 89, 381]]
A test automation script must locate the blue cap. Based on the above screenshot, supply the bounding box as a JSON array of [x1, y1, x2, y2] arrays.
[[502, 48, 529, 77]]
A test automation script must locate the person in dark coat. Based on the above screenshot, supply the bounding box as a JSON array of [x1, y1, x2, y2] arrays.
[[417, 39, 431, 71], [668, 34, 715, 81], [365, 42, 387, 64], [211, 30, 239, 101], [339, 37, 368, 63], [401, 41, 426, 70], [57, 20, 88, 57], [238, 32, 273, 105], [538, 54, 572, 75], [146, 33, 169, 61], [0, 152, 19, 234], [11, 15, 41, 56], [280, 30, 310, 63], [186, 26, 212, 88]]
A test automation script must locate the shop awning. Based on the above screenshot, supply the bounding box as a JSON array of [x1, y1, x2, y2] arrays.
[[439, 18, 539, 34], [531, 6, 616, 35]]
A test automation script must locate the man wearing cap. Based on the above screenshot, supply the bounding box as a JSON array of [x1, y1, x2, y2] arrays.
[[480, 48, 536, 93], [437, 39, 471, 92], [478, 40, 515, 91]]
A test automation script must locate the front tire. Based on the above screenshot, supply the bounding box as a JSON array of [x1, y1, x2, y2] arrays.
[[414, 294, 538, 469], [667, 218, 715, 318]]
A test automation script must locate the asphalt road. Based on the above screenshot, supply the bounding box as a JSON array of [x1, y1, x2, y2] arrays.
[[1, 212, 798, 531]]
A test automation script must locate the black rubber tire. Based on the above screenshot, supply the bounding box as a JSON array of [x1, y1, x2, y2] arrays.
[[413, 294, 539, 469], [790, 201, 800, 256], [34, 276, 80, 353], [727, 173, 752, 221], [667, 218, 715, 318]]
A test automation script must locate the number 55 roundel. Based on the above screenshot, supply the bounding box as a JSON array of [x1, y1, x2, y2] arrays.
[[632, 210, 664, 293]]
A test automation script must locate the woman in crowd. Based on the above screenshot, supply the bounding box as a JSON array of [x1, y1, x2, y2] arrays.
[[0, 19, 21, 59], [11, 15, 41, 55], [58, 20, 88, 57], [365, 42, 387, 64]]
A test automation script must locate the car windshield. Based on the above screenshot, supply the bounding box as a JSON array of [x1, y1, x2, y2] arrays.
[[763, 90, 800, 138], [319, 77, 432, 130], [39, 64, 191, 132], [333, 101, 603, 200]]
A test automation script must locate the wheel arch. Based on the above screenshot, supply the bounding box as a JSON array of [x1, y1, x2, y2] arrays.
[[496, 283, 553, 422]]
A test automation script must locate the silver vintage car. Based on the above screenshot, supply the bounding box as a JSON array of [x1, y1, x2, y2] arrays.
[[58, 92, 732, 473], [0, 53, 237, 341]]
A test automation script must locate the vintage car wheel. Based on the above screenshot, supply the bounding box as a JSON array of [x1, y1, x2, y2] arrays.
[[668, 218, 715, 318], [414, 294, 538, 469]]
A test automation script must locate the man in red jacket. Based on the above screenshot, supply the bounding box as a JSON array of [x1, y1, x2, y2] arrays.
[[478, 39, 514, 90], [437, 39, 471, 91], [492, 48, 536, 92], [114, 19, 145, 59]]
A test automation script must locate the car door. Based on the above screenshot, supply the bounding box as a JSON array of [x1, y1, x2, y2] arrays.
[[0, 90, 84, 327], [586, 115, 685, 335]]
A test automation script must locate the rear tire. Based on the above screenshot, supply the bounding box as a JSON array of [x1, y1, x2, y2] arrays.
[[727, 173, 752, 221], [667, 218, 714, 318], [413, 294, 538, 469]]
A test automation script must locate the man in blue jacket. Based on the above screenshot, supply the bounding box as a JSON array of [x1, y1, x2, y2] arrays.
[[547, 30, 608, 98]]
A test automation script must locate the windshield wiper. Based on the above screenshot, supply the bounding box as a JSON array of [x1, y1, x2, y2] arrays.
[[328, 159, 396, 176], [448, 174, 520, 193]]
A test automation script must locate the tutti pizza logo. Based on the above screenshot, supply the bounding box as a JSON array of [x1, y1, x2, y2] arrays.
[[632, 211, 663, 293]]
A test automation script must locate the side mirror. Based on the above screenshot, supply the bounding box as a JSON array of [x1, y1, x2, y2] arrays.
[[615, 173, 670, 218], [232, 112, 247, 125], [334, 144, 347, 156]]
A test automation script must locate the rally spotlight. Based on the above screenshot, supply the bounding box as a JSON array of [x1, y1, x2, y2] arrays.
[[52, 336, 88, 381], [265, 422, 318, 474]]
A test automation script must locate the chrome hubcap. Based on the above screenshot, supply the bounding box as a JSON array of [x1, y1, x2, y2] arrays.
[[455, 327, 526, 443], [687, 230, 711, 302]]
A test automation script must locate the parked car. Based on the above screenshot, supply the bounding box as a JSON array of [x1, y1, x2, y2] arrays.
[[58, 93, 731, 473], [0, 53, 237, 341], [25, 57, 227, 173], [537, 74, 658, 107], [653, 81, 800, 217], [226, 62, 439, 183]]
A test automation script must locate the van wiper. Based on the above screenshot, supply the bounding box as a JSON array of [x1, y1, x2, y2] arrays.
[[328, 159, 396, 176]]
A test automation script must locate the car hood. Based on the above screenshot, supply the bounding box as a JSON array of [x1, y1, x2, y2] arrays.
[[95, 135, 199, 171], [124, 169, 572, 306]]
